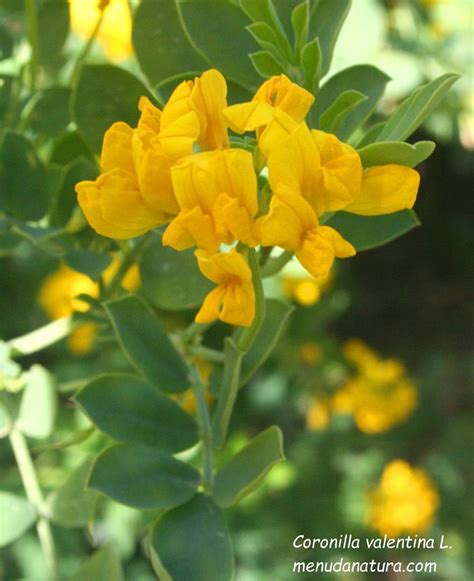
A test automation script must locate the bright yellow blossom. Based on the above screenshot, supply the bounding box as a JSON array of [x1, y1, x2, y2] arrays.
[[37, 260, 140, 355], [256, 186, 355, 278], [76, 92, 200, 239], [281, 268, 332, 306], [366, 460, 439, 537], [195, 249, 255, 326], [163, 149, 258, 252], [69, 0, 133, 62], [332, 340, 418, 433]]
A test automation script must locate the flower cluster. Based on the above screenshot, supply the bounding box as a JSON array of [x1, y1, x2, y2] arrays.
[[366, 460, 439, 537], [38, 260, 140, 354], [76, 70, 421, 327], [305, 339, 417, 433]]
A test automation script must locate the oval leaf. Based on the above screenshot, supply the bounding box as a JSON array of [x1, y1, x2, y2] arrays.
[[214, 426, 285, 508], [358, 140, 436, 168], [89, 444, 200, 510], [319, 90, 367, 134], [0, 492, 36, 547], [104, 295, 190, 393], [150, 494, 234, 581], [69, 544, 123, 581], [75, 374, 198, 452]]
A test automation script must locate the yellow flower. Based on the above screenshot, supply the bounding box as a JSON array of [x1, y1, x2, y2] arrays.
[[163, 149, 258, 252], [37, 259, 140, 355], [223, 74, 314, 136], [332, 340, 418, 433], [306, 397, 331, 431], [256, 186, 355, 278], [366, 460, 439, 537], [164, 69, 230, 151], [76, 94, 200, 239], [195, 249, 255, 326], [69, 0, 133, 62], [281, 270, 332, 306]]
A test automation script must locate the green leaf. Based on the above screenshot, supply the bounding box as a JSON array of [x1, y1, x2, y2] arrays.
[[308, 0, 351, 77], [327, 210, 420, 251], [214, 426, 284, 508], [47, 459, 98, 528], [377, 73, 460, 142], [319, 90, 367, 134], [246, 22, 287, 65], [72, 65, 155, 154], [0, 492, 36, 547], [16, 365, 57, 439], [69, 544, 123, 581], [249, 51, 283, 78], [139, 233, 213, 311], [358, 140, 436, 168], [64, 249, 112, 281], [37, 0, 70, 65], [291, 1, 309, 56], [89, 443, 200, 510], [241, 299, 293, 385], [0, 24, 13, 62], [356, 121, 386, 148], [29, 87, 71, 137], [49, 156, 97, 227], [179, 0, 260, 88], [240, 0, 291, 59], [75, 374, 198, 452], [133, 0, 207, 88], [49, 130, 94, 166], [150, 494, 234, 581], [301, 37, 321, 94], [0, 131, 49, 221], [313, 65, 391, 140], [9, 223, 70, 257]]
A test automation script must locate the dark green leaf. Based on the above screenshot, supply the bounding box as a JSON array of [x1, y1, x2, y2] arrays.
[[240, 0, 291, 59], [0, 492, 36, 547], [313, 65, 391, 140], [17, 365, 57, 439], [49, 130, 94, 166], [133, 0, 207, 88], [358, 140, 436, 168], [246, 22, 287, 64], [180, 0, 260, 88], [250, 51, 283, 78], [89, 443, 200, 510], [327, 210, 420, 251], [29, 87, 71, 137], [139, 233, 213, 311], [72, 65, 155, 154], [214, 426, 285, 507], [291, 1, 309, 55], [69, 544, 123, 581], [0, 131, 49, 221], [75, 374, 198, 452], [64, 249, 112, 281], [319, 89, 367, 134], [0, 25, 13, 61], [150, 494, 234, 581], [308, 0, 351, 77], [9, 223, 71, 257], [47, 459, 98, 527], [301, 37, 321, 94], [105, 295, 190, 393], [241, 299, 293, 385], [377, 73, 460, 142], [37, 0, 70, 65]]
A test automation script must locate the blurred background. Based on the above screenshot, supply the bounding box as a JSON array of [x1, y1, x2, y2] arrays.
[[0, 0, 472, 579]]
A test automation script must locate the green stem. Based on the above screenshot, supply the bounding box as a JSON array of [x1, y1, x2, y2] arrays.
[[9, 429, 57, 579], [188, 364, 214, 493], [187, 345, 224, 364], [260, 250, 293, 278], [8, 317, 73, 357], [102, 233, 152, 299], [24, 0, 39, 92], [212, 248, 266, 447], [70, 10, 105, 86]]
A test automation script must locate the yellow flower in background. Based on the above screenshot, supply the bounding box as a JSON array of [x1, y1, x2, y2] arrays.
[[306, 397, 331, 431], [281, 270, 332, 306], [163, 148, 258, 252], [37, 259, 140, 355], [76, 93, 200, 239], [332, 339, 418, 433], [367, 460, 439, 537], [195, 249, 255, 326], [256, 186, 355, 278], [174, 359, 214, 415], [69, 0, 133, 62]]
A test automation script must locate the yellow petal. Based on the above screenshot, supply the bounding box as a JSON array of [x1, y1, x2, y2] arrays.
[[100, 122, 135, 173], [191, 69, 229, 150], [213, 193, 257, 247], [138, 96, 162, 135], [344, 165, 420, 216], [223, 101, 274, 133], [161, 80, 196, 130], [195, 249, 252, 284], [221, 281, 255, 326], [254, 74, 314, 122], [195, 286, 226, 323], [163, 206, 220, 252], [159, 110, 201, 163], [171, 154, 219, 212], [296, 226, 355, 278], [136, 147, 179, 216], [258, 108, 299, 158], [215, 148, 258, 217]]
